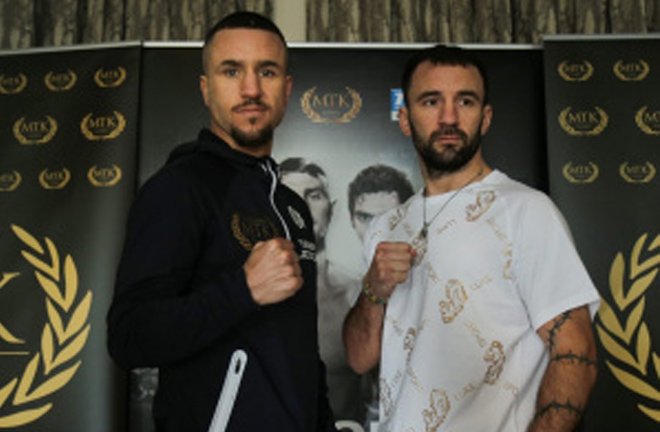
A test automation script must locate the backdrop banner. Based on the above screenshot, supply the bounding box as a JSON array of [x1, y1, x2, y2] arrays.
[[0, 43, 140, 431], [544, 35, 660, 432], [135, 43, 546, 432]]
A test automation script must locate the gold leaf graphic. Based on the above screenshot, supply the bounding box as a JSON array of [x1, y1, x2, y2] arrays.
[[598, 233, 660, 422], [0, 381, 17, 409], [0, 226, 92, 427], [597, 325, 644, 374], [606, 361, 660, 400], [10, 225, 43, 255], [0, 405, 52, 428], [639, 405, 660, 422], [46, 300, 65, 343]]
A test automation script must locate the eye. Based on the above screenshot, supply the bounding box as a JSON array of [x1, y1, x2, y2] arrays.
[[307, 190, 326, 203], [355, 213, 373, 224], [223, 68, 239, 77], [421, 97, 438, 107], [457, 97, 478, 107], [259, 69, 277, 78]]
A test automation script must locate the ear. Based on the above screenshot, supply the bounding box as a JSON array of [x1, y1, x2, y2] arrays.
[[328, 199, 336, 223], [284, 75, 293, 103], [480, 104, 493, 136], [199, 74, 209, 107], [398, 106, 412, 137]]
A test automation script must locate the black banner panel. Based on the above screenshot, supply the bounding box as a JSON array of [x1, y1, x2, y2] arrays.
[[544, 36, 660, 431], [0, 43, 140, 431], [136, 43, 546, 431]]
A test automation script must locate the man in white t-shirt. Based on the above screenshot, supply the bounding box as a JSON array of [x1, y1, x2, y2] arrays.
[[342, 44, 599, 432]]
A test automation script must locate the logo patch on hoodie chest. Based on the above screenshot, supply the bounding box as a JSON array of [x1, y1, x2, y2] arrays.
[[231, 213, 280, 250]]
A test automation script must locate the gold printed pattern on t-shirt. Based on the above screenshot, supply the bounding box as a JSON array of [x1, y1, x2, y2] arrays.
[[503, 243, 514, 280], [422, 389, 450, 432], [380, 375, 396, 418], [439, 279, 468, 323], [466, 190, 496, 221], [404, 327, 417, 362], [484, 341, 506, 384], [389, 199, 412, 231]]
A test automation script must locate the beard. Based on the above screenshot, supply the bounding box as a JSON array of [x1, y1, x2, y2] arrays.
[[230, 123, 274, 149], [230, 99, 276, 149], [411, 121, 482, 177]]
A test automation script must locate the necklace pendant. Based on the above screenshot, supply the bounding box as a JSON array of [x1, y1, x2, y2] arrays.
[[411, 229, 428, 267]]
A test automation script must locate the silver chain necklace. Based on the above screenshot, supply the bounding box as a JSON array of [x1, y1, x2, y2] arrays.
[[411, 168, 484, 265]]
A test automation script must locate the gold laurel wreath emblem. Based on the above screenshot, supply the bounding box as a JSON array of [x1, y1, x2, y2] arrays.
[[558, 106, 609, 136], [0, 225, 92, 428], [300, 87, 362, 124], [0, 74, 28, 95], [44, 71, 77, 92], [87, 165, 122, 187], [12, 117, 58, 145], [596, 233, 660, 422], [38, 169, 71, 190], [635, 107, 660, 136], [562, 161, 599, 184], [613, 60, 650, 82], [80, 111, 126, 141], [557, 60, 594, 82], [0, 172, 22, 192], [93, 67, 127, 88], [619, 162, 656, 184]]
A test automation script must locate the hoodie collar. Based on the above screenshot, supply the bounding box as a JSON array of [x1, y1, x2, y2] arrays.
[[167, 128, 279, 175]]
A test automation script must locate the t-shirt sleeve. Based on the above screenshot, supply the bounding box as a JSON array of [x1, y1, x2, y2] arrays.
[[513, 192, 601, 331]]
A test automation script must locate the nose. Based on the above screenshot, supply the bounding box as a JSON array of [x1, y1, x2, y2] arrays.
[[439, 102, 458, 125], [241, 70, 262, 99]]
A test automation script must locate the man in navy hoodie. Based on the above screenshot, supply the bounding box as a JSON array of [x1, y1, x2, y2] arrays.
[[107, 11, 337, 432]]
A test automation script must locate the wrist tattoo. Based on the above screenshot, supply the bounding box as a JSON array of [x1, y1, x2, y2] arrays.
[[534, 400, 583, 420], [547, 311, 572, 351], [551, 350, 597, 367]]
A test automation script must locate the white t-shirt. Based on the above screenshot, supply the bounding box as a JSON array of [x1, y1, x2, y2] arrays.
[[363, 170, 600, 432]]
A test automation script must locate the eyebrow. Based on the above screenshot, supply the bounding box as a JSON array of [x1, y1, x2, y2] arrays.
[[415, 89, 482, 103], [217, 59, 283, 70]]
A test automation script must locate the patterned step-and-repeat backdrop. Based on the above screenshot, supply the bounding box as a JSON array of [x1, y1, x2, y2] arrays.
[[0, 36, 658, 432], [544, 35, 660, 431], [0, 43, 140, 431]]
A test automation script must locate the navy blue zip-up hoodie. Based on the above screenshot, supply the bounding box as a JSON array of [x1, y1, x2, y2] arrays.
[[107, 129, 336, 432]]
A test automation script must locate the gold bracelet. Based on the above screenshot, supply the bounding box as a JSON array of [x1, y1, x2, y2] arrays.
[[361, 280, 388, 305]]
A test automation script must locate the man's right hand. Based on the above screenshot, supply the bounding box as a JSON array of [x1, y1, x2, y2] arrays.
[[244, 238, 302, 305], [343, 241, 415, 374], [364, 241, 415, 301]]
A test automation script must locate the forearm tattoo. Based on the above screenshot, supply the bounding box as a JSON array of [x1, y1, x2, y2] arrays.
[[551, 350, 598, 367], [534, 400, 583, 421], [546, 311, 571, 352], [546, 310, 597, 367]]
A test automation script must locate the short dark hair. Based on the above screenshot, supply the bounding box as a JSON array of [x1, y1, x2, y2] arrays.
[[348, 165, 414, 216], [401, 44, 489, 106], [280, 157, 328, 190], [202, 11, 287, 73]]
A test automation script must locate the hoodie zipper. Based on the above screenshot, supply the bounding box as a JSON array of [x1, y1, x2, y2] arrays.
[[262, 160, 291, 240]]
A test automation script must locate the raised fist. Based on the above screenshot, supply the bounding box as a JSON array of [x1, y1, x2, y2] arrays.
[[244, 238, 303, 305]]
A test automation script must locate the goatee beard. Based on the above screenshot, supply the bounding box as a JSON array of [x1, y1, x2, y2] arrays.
[[231, 99, 274, 149], [230, 124, 274, 149], [412, 123, 481, 178]]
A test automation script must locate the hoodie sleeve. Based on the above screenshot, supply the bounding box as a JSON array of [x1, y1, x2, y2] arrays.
[[107, 168, 260, 369]]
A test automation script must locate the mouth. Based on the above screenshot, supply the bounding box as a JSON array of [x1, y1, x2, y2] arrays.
[[233, 101, 268, 115], [431, 127, 467, 145]]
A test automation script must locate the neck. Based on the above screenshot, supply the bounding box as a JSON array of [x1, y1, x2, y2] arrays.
[[211, 126, 273, 158], [423, 160, 490, 196]]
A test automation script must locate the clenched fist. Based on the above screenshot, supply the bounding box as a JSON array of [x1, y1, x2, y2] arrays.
[[365, 241, 415, 301], [244, 238, 303, 305]]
